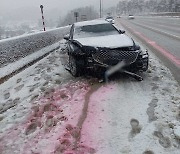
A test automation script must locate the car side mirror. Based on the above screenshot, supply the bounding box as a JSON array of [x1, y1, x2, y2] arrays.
[[64, 35, 70, 40], [119, 30, 125, 34]]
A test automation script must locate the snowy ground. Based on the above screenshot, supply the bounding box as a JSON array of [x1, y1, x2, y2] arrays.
[[0, 38, 180, 154]]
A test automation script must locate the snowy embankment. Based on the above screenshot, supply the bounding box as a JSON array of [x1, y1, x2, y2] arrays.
[[0, 26, 70, 79], [0, 38, 180, 154]]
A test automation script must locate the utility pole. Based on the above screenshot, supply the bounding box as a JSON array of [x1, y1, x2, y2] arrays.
[[40, 5, 46, 31], [100, 0, 102, 18], [74, 12, 79, 22]]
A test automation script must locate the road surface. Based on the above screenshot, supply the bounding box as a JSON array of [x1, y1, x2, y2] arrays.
[[116, 16, 180, 84]]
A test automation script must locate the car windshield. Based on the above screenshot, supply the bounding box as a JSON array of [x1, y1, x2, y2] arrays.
[[106, 17, 113, 19], [73, 23, 119, 39]]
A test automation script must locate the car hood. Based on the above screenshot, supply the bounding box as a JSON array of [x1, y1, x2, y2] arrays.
[[106, 19, 113, 21], [74, 34, 134, 48]]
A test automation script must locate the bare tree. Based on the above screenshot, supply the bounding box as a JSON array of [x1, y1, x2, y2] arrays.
[[116, 0, 179, 15], [58, 6, 98, 27], [0, 26, 5, 40]]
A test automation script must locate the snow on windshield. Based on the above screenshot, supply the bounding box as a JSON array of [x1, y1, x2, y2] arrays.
[[73, 23, 119, 39]]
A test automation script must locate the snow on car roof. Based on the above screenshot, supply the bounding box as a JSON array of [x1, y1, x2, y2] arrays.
[[74, 19, 109, 27]]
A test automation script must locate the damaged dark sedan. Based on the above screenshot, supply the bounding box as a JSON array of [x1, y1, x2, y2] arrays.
[[64, 19, 148, 81]]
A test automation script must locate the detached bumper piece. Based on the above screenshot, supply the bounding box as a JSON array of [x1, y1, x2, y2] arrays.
[[121, 70, 143, 81]]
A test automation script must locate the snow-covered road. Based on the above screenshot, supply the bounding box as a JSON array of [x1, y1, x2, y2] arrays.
[[0, 39, 180, 154]]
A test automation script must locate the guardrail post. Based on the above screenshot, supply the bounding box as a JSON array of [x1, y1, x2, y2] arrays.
[[40, 5, 46, 31]]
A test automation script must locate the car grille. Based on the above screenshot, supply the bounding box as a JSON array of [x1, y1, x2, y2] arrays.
[[92, 50, 139, 66]]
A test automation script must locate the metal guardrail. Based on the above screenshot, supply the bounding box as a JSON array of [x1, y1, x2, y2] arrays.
[[0, 26, 70, 84], [0, 27, 70, 68], [148, 12, 180, 17]]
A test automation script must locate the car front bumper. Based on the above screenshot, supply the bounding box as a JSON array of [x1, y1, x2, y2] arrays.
[[86, 49, 149, 72]]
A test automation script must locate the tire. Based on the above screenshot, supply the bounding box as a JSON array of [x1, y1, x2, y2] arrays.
[[69, 54, 81, 77]]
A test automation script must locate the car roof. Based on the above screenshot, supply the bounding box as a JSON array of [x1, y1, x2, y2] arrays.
[[74, 19, 110, 27], [106, 16, 113, 19]]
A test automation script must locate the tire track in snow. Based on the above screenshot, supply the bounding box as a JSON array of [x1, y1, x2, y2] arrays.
[[75, 81, 102, 148]]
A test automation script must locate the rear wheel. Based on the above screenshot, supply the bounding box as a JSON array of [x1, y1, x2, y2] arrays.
[[69, 54, 81, 77]]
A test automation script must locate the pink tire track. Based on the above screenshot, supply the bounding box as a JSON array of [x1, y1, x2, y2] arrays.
[[80, 84, 116, 154]]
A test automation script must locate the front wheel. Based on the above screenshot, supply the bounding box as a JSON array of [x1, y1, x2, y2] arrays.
[[69, 55, 81, 77]]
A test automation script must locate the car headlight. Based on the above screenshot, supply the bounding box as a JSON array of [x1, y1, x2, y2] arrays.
[[71, 44, 85, 55], [82, 46, 98, 54], [139, 49, 148, 58]]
